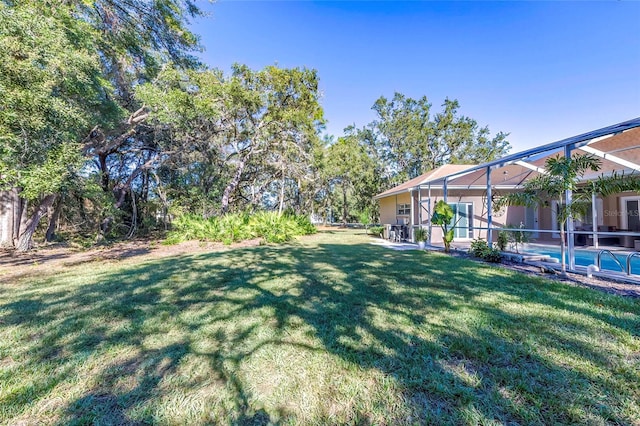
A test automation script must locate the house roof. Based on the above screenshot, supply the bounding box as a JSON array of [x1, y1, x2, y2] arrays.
[[373, 164, 475, 199], [421, 117, 640, 188], [373, 117, 640, 198]]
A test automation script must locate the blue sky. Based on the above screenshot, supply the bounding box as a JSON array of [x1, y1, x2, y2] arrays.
[[190, 1, 640, 152]]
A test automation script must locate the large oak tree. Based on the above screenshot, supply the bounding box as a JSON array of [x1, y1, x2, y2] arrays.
[[0, 0, 202, 250]]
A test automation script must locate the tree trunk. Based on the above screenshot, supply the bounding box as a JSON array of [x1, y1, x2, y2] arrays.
[[342, 183, 348, 225], [2, 191, 28, 248], [221, 159, 246, 214], [0, 188, 20, 248], [18, 197, 28, 244], [152, 172, 170, 230], [99, 153, 109, 192], [45, 195, 64, 242], [16, 194, 57, 252], [141, 169, 149, 203], [278, 165, 285, 216], [295, 179, 302, 214]]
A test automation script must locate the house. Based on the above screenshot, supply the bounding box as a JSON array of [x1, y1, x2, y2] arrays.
[[374, 164, 533, 244], [374, 118, 640, 268]]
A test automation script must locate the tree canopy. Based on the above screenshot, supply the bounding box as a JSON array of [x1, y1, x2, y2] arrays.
[[0, 1, 515, 250], [0, 2, 119, 196], [369, 93, 510, 184]]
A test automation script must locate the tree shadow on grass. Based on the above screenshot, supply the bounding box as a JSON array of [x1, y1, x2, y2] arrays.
[[1, 239, 639, 424]]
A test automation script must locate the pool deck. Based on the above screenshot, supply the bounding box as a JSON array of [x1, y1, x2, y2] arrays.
[[449, 241, 637, 254], [371, 237, 640, 285]]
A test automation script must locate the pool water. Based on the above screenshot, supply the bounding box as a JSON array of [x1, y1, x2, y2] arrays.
[[523, 245, 640, 275]]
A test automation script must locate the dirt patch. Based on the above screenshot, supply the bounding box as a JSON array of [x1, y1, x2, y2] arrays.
[[0, 238, 262, 282]]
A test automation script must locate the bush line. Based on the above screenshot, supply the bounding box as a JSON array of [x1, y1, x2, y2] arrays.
[[164, 212, 317, 245]]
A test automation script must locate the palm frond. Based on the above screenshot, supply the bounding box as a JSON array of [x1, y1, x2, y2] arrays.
[[593, 172, 640, 197]]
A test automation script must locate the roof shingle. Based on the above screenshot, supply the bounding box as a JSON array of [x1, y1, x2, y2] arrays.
[[373, 165, 475, 199]]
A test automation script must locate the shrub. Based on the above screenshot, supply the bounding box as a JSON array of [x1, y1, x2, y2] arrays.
[[288, 213, 317, 236], [249, 211, 296, 244], [163, 214, 216, 244], [507, 222, 529, 253], [414, 227, 429, 242], [497, 230, 509, 251], [469, 238, 502, 263], [357, 208, 371, 227], [431, 200, 455, 252], [368, 226, 384, 237], [165, 212, 316, 245], [481, 246, 503, 263], [219, 213, 250, 244], [470, 238, 489, 257]]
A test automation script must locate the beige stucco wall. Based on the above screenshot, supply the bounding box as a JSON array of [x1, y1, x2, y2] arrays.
[[502, 205, 526, 228], [604, 196, 618, 228], [378, 186, 639, 244], [379, 192, 412, 226], [378, 188, 527, 243], [378, 196, 396, 226]]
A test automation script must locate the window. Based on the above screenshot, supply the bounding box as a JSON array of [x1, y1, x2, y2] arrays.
[[397, 203, 410, 215]]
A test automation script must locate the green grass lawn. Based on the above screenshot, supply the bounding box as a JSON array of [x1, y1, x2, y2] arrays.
[[1, 230, 639, 425]]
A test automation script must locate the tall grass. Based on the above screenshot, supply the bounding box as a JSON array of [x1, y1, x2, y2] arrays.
[[164, 212, 316, 245]]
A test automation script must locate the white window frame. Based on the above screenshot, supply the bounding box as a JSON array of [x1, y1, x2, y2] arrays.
[[397, 203, 411, 215]]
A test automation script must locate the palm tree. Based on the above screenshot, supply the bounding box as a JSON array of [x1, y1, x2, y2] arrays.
[[432, 200, 455, 253], [497, 154, 601, 276]]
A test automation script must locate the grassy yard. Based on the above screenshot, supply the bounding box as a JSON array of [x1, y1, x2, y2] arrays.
[[1, 230, 639, 425]]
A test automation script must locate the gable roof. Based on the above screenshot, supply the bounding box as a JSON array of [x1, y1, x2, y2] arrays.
[[373, 164, 475, 199], [374, 117, 640, 199], [421, 117, 640, 188]]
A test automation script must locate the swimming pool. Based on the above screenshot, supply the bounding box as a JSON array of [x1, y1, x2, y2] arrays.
[[523, 244, 640, 275]]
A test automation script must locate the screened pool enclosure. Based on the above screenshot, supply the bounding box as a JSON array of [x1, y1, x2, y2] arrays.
[[375, 117, 640, 275]]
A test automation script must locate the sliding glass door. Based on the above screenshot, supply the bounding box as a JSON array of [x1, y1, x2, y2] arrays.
[[449, 202, 473, 239]]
